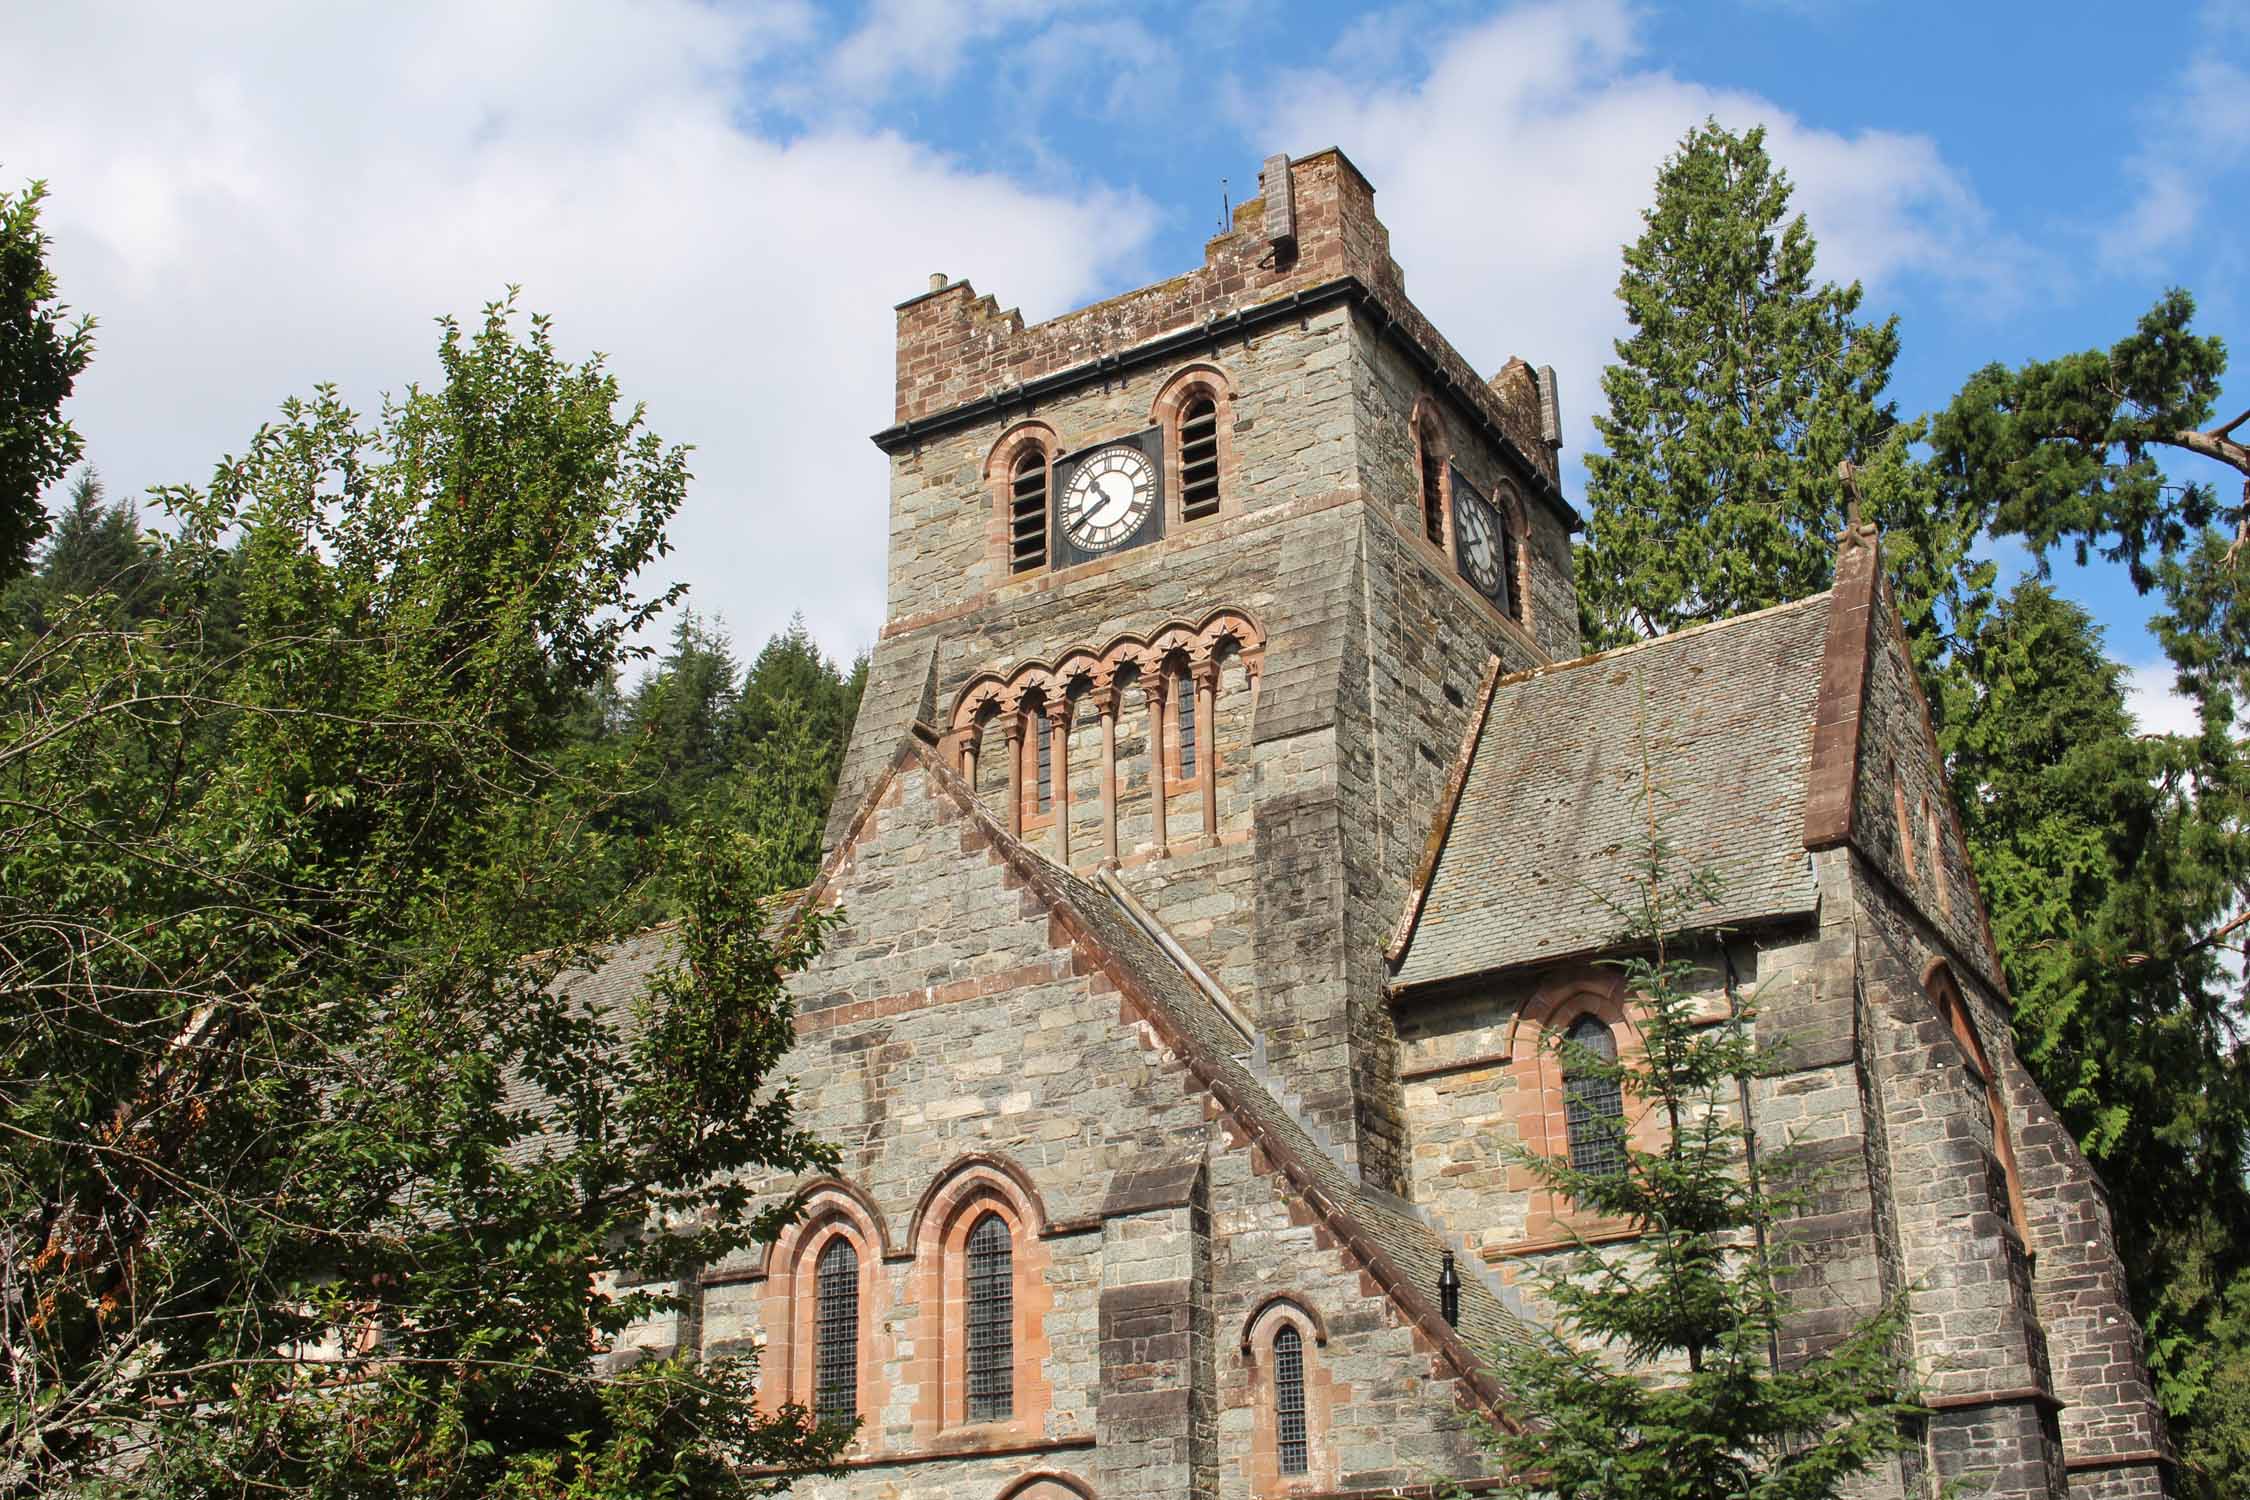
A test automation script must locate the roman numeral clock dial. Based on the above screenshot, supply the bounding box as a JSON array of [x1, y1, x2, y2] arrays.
[[1060, 444, 1157, 554]]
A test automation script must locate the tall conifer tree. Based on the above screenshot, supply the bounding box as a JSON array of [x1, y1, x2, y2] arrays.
[[1577, 121, 1980, 657]]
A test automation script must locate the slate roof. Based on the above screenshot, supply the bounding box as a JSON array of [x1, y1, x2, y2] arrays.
[[1393, 594, 1831, 990], [1032, 857, 1536, 1367]]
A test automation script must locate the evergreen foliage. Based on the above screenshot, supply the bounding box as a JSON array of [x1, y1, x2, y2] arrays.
[[0, 180, 94, 583], [1579, 124, 2250, 1491], [1469, 746, 1917, 1500], [1931, 301, 2250, 1497], [1576, 122, 1985, 660], [0, 299, 851, 1495]]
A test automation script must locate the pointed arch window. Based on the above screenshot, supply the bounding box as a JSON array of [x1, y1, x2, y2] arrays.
[[965, 1213, 1014, 1421], [1273, 1324, 1308, 1475], [1010, 448, 1049, 573], [1562, 1015, 1625, 1177], [813, 1236, 859, 1423]]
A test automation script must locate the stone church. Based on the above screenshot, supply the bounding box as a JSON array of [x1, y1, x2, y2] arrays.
[[585, 151, 2174, 1499]]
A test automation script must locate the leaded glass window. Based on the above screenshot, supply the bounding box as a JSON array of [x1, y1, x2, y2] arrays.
[[965, 1213, 1013, 1421], [1176, 670, 1197, 779], [814, 1236, 858, 1423], [1274, 1324, 1308, 1475], [1034, 710, 1052, 813], [1563, 1015, 1626, 1177]]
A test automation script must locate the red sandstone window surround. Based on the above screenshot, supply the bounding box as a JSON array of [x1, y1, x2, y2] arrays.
[[1413, 401, 1450, 550], [1925, 961, 2030, 1247], [908, 1158, 1055, 1440], [754, 1183, 885, 1432], [1152, 364, 1237, 527], [1497, 970, 1664, 1253], [985, 420, 1058, 580], [1240, 1298, 1335, 1494], [1490, 479, 1531, 628]]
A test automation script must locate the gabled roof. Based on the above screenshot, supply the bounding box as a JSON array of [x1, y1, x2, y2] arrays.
[[1393, 594, 1832, 991]]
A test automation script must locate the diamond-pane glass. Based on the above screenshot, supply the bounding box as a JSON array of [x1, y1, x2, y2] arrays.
[[1563, 1015, 1626, 1177], [1274, 1324, 1308, 1475], [965, 1213, 1013, 1421], [814, 1237, 858, 1423]]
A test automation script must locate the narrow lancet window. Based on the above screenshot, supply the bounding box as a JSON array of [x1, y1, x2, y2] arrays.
[[966, 1213, 1014, 1420], [1419, 436, 1445, 545], [814, 1237, 858, 1423], [1275, 1324, 1308, 1475], [1176, 669, 1197, 780]]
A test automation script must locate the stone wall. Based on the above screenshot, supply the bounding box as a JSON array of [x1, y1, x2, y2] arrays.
[[670, 760, 1504, 1498]]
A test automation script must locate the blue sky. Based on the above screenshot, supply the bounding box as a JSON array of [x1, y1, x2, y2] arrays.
[[6, 0, 2244, 727]]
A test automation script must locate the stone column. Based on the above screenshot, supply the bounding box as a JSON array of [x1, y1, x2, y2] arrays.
[[1096, 681, 1121, 864], [1193, 657, 1219, 840], [1047, 695, 1073, 867], [1142, 672, 1169, 859], [961, 721, 981, 795], [1001, 709, 1025, 839]]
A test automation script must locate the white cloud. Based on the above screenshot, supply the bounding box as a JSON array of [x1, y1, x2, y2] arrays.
[[2100, 6, 2250, 265], [2125, 662, 2203, 739], [2, 0, 1152, 662], [1250, 0, 2021, 463]]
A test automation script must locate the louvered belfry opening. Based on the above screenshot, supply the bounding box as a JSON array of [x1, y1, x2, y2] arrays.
[[813, 1237, 858, 1423], [1419, 434, 1445, 544], [965, 1213, 1014, 1421], [1009, 448, 1048, 572], [1179, 394, 1221, 519], [1563, 1015, 1626, 1177], [1274, 1324, 1309, 1475]]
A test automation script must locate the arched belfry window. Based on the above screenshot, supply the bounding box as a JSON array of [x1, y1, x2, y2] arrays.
[[1273, 1324, 1308, 1476], [1494, 483, 1526, 624], [966, 1212, 1014, 1421], [1562, 1015, 1625, 1177], [1010, 448, 1049, 573], [1418, 427, 1446, 545], [1180, 394, 1221, 520], [814, 1236, 858, 1423]]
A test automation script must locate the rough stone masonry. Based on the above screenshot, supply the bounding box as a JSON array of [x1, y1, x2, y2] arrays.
[[573, 149, 2174, 1500]]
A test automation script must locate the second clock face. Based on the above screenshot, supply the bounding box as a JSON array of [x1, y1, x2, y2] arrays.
[[1060, 443, 1157, 552], [1456, 490, 1502, 597]]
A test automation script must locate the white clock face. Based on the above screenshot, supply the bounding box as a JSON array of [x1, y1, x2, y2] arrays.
[[1456, 493, 1502, 596], [1060, 444, 1156, 553]]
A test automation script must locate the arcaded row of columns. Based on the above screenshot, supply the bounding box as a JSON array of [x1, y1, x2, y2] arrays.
[[959, 655, 1231, 867]]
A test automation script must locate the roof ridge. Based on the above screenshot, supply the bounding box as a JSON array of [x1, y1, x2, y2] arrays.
[[1495, 591, 1832, 691]]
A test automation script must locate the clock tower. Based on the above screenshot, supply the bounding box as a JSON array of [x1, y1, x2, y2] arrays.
[[828, 150, 1576, 1193]]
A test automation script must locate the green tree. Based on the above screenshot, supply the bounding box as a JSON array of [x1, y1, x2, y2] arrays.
[[0, 180, 95, 583], [0, 298, 847, 1495], [1469, 759, 1917, 1500], [2, 466, 160, 632], [1932, 297, 2250, 1497], [1577, 121, 1985, 661]]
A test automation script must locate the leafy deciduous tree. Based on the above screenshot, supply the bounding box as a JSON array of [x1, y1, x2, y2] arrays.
[[0, 180, 94, 583]]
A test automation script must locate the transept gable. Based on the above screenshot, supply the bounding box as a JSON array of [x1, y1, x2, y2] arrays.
[[791, 730, 1535, 1425]]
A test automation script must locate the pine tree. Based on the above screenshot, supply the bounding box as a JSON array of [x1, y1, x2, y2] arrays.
[[1577, 121, 1982, 659], [1470, 744, 1917, 1500], [0, 179, 95, 582]]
